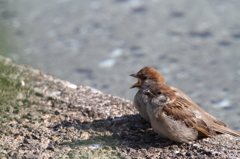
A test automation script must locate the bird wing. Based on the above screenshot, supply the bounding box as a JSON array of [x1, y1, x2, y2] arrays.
[[163, 98, 215, 137], [211, 124, 240, 137], [170, 86, 227, 127]]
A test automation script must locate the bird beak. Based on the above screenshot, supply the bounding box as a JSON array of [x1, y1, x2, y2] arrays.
[[129, 73, 137, 78], [130, 74, 141, 88], [143, 89, 156, 97]]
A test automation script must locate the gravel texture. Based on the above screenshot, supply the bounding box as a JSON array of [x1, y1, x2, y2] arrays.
[[0, 56, 239, 158]]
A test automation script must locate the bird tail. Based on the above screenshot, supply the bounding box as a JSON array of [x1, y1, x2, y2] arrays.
[[212, 125, 240, 137]]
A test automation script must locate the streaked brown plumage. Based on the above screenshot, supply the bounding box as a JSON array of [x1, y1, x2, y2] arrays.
[[144, 83, 240, 143], [130, 66, 227, 128]]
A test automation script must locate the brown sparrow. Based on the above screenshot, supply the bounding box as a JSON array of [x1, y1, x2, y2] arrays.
[[144, 83, 240, 143], [130, 67, 165, 122], [130, 66, 226, 127]]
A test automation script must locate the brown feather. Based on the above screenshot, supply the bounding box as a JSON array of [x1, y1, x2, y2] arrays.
[[170, 86, 227, 127], [212, 125, 240, 137], [136, 67, 165, 83], [163, 98, 213, 137]]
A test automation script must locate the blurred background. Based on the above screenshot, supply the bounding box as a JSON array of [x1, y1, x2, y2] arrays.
[[1, 0, 240, 130]]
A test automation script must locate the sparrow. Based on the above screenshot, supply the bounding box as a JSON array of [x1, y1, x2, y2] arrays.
[[143, 83, 240, 143], [130, 66, 227, 127], [130, 67, 165, 122]]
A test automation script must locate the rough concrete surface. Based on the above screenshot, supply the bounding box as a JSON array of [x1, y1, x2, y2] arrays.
[[1, 0, 240, 158], [0, 55, 239, 158]]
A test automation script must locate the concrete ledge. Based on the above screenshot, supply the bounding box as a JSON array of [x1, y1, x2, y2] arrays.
[[0, 55, 239, 158]]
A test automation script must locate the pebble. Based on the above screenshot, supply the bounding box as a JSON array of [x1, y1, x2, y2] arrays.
[[67, 83, 78, 89], [80, 132, 89, 140], [88, 144, 101, 149]]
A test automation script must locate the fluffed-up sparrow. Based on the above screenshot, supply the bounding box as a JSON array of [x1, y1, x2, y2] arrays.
[[130, 66, 226, 127], [144, 83, 240, 143]]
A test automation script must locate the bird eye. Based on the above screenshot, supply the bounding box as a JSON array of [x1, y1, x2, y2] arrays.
[[157, 91, 162, 95], [141, 76, 148, 80]]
